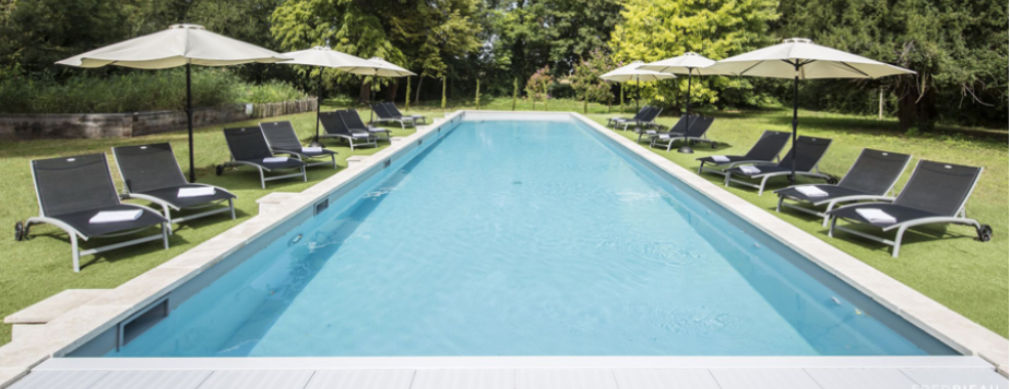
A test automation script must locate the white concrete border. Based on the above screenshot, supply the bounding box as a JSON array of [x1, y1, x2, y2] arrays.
[[1, 110, 1005, 388]]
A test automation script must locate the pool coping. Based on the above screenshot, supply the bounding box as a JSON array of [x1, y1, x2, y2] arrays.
[[0, 110, 1006, 387]]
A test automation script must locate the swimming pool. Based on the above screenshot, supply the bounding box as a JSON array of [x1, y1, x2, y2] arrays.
[[98, 115, 954, 357]]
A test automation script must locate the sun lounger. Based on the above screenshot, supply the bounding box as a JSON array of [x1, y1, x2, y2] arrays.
[[609, 106, 650, 129], [260, 121, 337, 169], [611, 106, 662, 131], [827, 160, 992, 257], [338, 110, 391, 142], [319, 111, 378, 150], [650, 115, 715, 151], [218, 127, 307, 189], [697, 130, 791, 176], [635, 114, 687, 143], [113, 143, 236, 232], [382, 102, 426, 125], [371, 103, 416, 129], [775, 148, 911, 226], [723, 135, 833, 195], [16, 153, 169, 272]]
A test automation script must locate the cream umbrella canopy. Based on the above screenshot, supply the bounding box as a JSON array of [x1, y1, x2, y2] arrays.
[[640, 52, 718, 153], [707, 38, 914, 179], [338, 57, 416, 121], [280, 46, 373, 143], [57, 24, 289, 182], [600, 61, 676, 111]]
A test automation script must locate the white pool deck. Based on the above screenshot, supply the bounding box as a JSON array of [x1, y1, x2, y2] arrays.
[[1, 111, 1007, 388], [9, 356, 1009, 389]]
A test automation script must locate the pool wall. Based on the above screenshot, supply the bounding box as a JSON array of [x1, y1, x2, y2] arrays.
[[0, 111, 1005, 387]]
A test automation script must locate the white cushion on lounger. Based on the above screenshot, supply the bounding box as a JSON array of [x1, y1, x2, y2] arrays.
[[352, 133, 371, 138], [263, 156, 289, 163], [856, 208, 896, 224], [89, 209, 142, 224], [711, 155, 730, 162], [178, 187, 215, 198], [795, 185, 828, 197], [739, 165, 761, 174], [302, 146, 323, 153]]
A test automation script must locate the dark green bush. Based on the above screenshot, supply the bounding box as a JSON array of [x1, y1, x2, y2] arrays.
[[0, 69, 306, 113]]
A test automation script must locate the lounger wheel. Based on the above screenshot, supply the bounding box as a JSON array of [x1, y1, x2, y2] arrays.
[[977, 224, 993, 242], [215, 165, 224, 176], [14, 221, 25, 241], [826, 177, 839, 185]]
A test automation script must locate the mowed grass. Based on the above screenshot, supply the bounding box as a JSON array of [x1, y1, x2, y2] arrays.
[[0, 97, 1005, 347]]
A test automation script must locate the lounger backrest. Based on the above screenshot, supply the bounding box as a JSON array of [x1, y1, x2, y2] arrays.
[[640, 106, 661, 121], [223, 127, 272, 161], [743, 131, 791, 161], [684, 116, 714, 138], [319, 111, 350, 135], [894, 160, 982, 216], [384, 102, 404, 117], [259, 121, 303, 152], [373, 103, 395, 119], [837, 149, 911, 195], [337, 110, 368, 131], [112, 143, 189, 193], [665, 115, 690, 134], [778, 136, 832, 172], [31, 153, 121, 217]]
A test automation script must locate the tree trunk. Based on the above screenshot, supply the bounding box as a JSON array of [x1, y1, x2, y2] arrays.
[[405, 77, 411, 110], [441, 76, 447, 109], [415, 76, 424, 105], [359, 80, 370, 104], [386, 81, 398, 102]]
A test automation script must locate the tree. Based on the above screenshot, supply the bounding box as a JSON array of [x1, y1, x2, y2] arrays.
[[570, 49, 614, 112], [608, 0, 780, 110], [776, 0, 1008, 129], [271, 0, 404, 102], [525, 65, 552, 109]]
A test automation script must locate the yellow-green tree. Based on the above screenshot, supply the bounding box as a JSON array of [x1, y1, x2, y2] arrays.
[[609, 0, 780, 109]]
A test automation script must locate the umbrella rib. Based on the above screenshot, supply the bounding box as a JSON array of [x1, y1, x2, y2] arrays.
[[737, 61, 763, 76], [837, 61, 872, 78]]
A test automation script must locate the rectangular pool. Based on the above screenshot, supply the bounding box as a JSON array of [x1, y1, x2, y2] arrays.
[[98, 116, 955, 357]]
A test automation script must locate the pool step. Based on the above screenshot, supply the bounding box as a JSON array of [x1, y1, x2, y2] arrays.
[[4, 289, 108, 341]]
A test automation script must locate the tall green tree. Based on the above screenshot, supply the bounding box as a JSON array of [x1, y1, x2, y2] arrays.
[[776, 0, 1008, 129], [609, 0, 780, 110], [571, 49, 614, 112]]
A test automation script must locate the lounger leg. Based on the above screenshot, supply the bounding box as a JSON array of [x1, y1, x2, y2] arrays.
[[776, 195, 784, 212], [330, 154, 337, 169], [822, 201, 839, 227], [71, 234, 80, 273], [828, 216, 837, 238], [892, 225, 908, 258], [698, 161, 705, 175], [160, 204, 174, 235], [724, 172, 732, 187], [161, 223, 170, 249], [758, 176, 772, 196], [301, 165, 307, 182], [258, 168, 267, 189], [228, 198, 236, 219]]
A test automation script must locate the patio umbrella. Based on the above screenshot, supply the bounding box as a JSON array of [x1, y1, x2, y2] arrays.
[[57, 24, 289, 182], [707, 38, 914, 179], [600, 61, 675, 111], [338, 57, 416, 121], [640, 52, 718, 153], [280, 46, 373, 144]]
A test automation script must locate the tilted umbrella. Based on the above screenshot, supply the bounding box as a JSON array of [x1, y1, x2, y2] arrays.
[[707, 38, 914, 179], [639, 52, 717, 153], [57, 24, 289, 182], [280, 46, 373, 144], [338, 57, 416, 121], [600, 61, 676, 111]]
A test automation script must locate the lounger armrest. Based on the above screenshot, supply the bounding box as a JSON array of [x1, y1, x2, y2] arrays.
[[810, 194, 894, 206], [122, 193, 182, 211]]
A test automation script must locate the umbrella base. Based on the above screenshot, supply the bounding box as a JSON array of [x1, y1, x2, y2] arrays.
[[678, 146, 695, 154]]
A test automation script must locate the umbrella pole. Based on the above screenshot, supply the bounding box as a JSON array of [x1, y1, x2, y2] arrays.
[[315, 70, 322, 144], [186, 63, 195, 183], [790, 73, 799, 183], [679, 69, 694, 154], [635, 76, 640, 112]]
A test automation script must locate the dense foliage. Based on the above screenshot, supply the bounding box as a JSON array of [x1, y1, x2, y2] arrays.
[[0, 0, 1005, 128], [0, 69, 305, 114], [571, 50, 616, 112]]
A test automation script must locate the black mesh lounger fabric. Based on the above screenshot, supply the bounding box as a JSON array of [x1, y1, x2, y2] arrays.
[[113, 143, 235, 207], [830, 203, 940, 228], [697, 131, 790, 165], [373, 103, 400, 120], [260, 121, 304, 152], [384, 102, 424, 121], [653, 115, 690, 138], [113, 143, 188, 193], [31, 154, 164, 238], [775, 136, 832, 172], [775, 185, 866, 204], [611, 106, 650, 125], [320, 112, 352, 136], [775, 149, 910, 203], [224, 127, 273, 161], [339, 110, 390, 135], [892, 161, 981, 216]]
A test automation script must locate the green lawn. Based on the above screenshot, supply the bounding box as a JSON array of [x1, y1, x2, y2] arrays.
[[0, 98, 1005, 347]]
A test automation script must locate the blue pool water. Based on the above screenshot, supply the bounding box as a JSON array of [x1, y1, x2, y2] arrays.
[[109, 118, 954, 357]]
